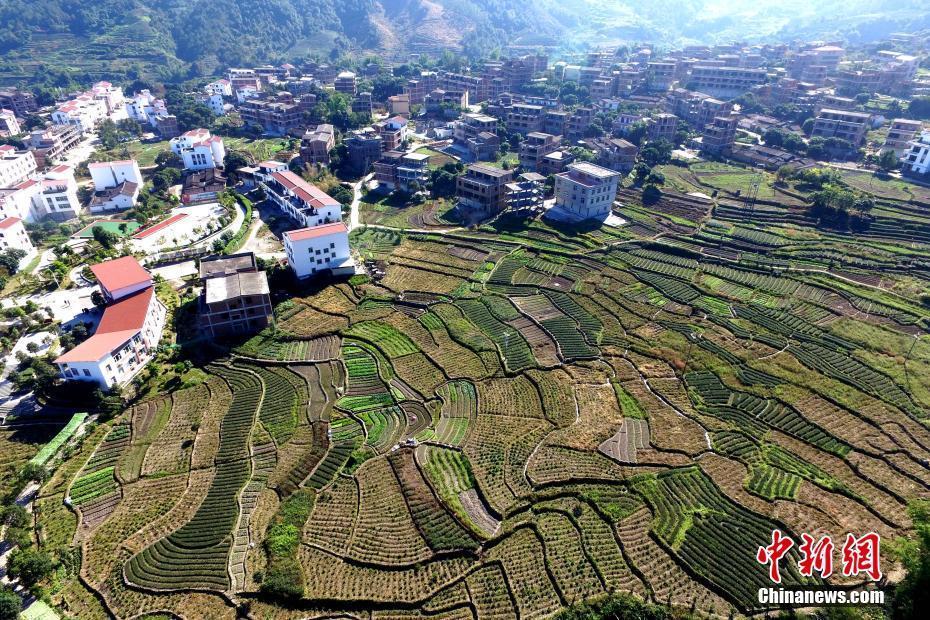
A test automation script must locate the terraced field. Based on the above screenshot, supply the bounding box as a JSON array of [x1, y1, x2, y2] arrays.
[[37, 194, 930, 618]]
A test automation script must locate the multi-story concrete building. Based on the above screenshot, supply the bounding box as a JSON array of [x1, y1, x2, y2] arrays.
[[124, 90, 168, 126], [701, 115, 739, 154], [26, 125, 82, 167], [537, 149, 576, 176], [153, 114, 180, 139], [170, 129, 227, 170], [0, 110, 20, 137], [404, 72, 438, 105], [424, 89, 468, 117], [283, 221, 354, 279], [388, 94, 411, 116], [585, 137, 638, 173], [0, 146, 37, 188], [180, 168, 227, 205], [55, 256, 166, 388], [0, 217, 36, 268], [553, 162, 620, 221], [455, 164, 514, 216], [648, 113, 678, 143], [646, 61, 677, 91], [505, 172, 546, 212], [36, 165, 82, 219], [198, 252, 273, 337], [52, 81, 125, 132], [345, 128, 384, 174], [239, 95, 303, 135], [88, 160, 142, 213], [518, 132, 561, 171], [376, 116, 408, 151], [506, 103, 545, 135], [205, 79, 233, 97], [688, 65, 768, 98], [261, 169, 342, 228], [374, 150, 405, 191], [810, 108, 871, 146], [334, 71, 358, 95], [884, 119, 923, 155], [453, 114, 500, 161], [300, 124, 335, 165], [903, 132, 930, 176], [0, 88, 37, 118]]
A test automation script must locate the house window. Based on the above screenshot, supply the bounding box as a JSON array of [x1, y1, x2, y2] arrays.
[[83, 369, 91, 377]]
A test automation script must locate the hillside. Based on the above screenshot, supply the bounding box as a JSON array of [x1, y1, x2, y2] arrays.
[[1, 0, 930, 85]]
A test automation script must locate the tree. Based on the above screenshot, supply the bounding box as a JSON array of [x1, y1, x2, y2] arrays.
[[909, 96, 930, 120], [0, 587, 21, 620], [92, 226, 119, 250], [97, 119, 121, 149], [639, 139, 673, 167], [0, 248, 26, 274], [7, 548, 53, 588], [152, 167, 181, 192], [224, 150, 250, 174], [878, 149, 899, 171], [763, 128, 784, 148], [802, 118, 816, 136], [891, 500, 930, 619], [155, 151, 183, 169], [429, 168, 459, 198]]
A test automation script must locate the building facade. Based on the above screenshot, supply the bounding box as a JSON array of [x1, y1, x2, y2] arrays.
[[198, 252, 273, 337], [456, 164, 514, 216], [170, 129, 227, 170], [261, 169, 343, 228], [553, 162, 621, 221], [283, 222, 354, 279]]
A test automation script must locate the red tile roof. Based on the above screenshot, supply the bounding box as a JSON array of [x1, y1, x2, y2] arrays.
[[55, 288, 154, 363], [132, 213, 188, 240], [90, 256, 151, 294], [88, 160, 136, 168], [0, 216, 21, 229], [271, 170, 340, 210], [284, 221, 347, 242]]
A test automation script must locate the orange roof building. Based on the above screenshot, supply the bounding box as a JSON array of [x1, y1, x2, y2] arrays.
[[55, 257, 166, 388]]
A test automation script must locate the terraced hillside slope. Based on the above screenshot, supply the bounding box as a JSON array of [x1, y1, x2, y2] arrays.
[[38, 186, 930, 618]]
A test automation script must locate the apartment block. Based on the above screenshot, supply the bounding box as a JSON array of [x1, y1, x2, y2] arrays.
[[198, 252, 273, 337], [903, 132, 930, 176], [553, 162, 621, 221], [701, 115, 739, 155], [884, 119, 923, 155], [300, 124, 336, 166], [455, 164, 514, 216], [0, 146, 37, 188], [170, 129, 227, 170], [261, 169, 342, 228], [0, 88, 37, 117], [688, 65, 768, 98], [810, 108, 871, 146], [334, 71, 358, 95], [25, 125, 82, 168], [518, 132, 561, 171], [505, 172, 546, 212]]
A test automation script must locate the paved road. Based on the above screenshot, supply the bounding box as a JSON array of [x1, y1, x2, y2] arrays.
[[348, 173, 374, 232]]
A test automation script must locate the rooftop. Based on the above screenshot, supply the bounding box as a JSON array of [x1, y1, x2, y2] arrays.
[[284, 221, 348, 242], [200, 252, 258, 279], [566, 161, 621, 180], [205, 271, 270, 304], [467, 163, 513, 178], [90, 256, 151, 294], [55, 288, 154, 364], [0, 216, 21, 230], [270, 170, 340, 210]]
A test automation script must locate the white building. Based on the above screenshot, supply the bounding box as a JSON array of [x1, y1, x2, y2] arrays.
[[55, 256, 167, 388], [903, 131, 930, 176], [0, 109, 20, 137], [201, 93, 226, 116], [0, 216, 36, 268], [553, 162, 621, 221], [37, 165, 82, 219], [0, 145, 37, 188], [260, 168, 342, 228], [170, 128, 227, 170], [88, 160, 142, 213], [205, 79, 233, 97], [89, 159, 142, 190], [283, 221, 354, 279], [125, 90, 168, 126], [52, 95, 107, 133], [0, 165, 81, 222]]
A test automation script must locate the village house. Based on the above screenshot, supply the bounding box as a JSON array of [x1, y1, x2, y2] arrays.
[[0, 216, 36, 268], [260, 168, 342, 228], [88, 160, 142, 213], [54, 256, 167, 388], [553, 162, 621, 221], [283, 222, 354, 279], [198, 252, 273, 337], [170, 129, 227, 171]]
